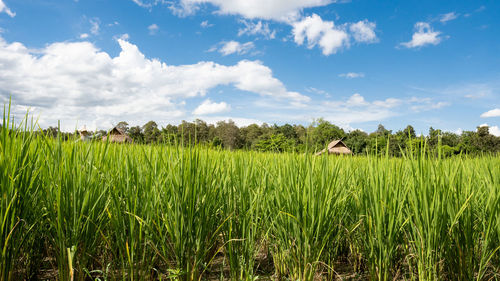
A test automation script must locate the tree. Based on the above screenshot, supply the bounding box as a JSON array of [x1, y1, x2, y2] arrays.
[[403, 125, 416, 139], [344, 130, 368, 154], [116, 121, 129, 133], [255, 133, 294, 152], [178, 120, 196, 145], [241, 124, 263, 149], [376, 124, 391, 137], [128, 126, 143, 143], [161, 124, 178, 144], [215, 120, 242, 149], [309, 118, 345, 149], [142, 121, 161, 144], [277, 124, 297, 140], [194, 119, 210, 143]]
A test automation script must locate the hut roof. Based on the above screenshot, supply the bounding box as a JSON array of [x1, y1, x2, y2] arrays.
[[103, 125, 133, 143], [316, 139, 352, 155], [327, 139, 344, 149], [109, 126, 126, 135]]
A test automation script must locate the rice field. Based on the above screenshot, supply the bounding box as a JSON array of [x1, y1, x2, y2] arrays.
[[1, 110, 500, 281]]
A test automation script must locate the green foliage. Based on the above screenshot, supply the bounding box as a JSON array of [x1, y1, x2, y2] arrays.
[[254, 133, 295, 152], [41, 116, 500, 156]]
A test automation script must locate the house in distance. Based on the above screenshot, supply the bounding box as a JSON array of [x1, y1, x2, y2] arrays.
[[102, 126, 133, 143], [316, 139, 352, 155]]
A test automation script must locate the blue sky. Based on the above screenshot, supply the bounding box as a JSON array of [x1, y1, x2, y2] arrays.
[[0, 0, 499, 135]]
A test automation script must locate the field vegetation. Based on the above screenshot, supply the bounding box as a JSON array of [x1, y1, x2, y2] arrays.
[[46, 118, 500, 157], [2, 106, 500, 281]]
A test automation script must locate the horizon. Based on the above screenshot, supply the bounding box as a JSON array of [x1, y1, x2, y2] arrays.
[[0, 0, 499, 135]]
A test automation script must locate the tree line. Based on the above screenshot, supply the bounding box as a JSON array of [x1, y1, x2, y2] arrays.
[[43, 118, 500, 156]]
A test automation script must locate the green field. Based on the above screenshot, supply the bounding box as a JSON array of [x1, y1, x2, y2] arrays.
[[1, 114, 500, 280]]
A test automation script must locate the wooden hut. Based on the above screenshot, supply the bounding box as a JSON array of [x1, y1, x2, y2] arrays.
[[79, 125, 92, 141], [315, 139, 352, 155], [102, 126, 133, 143]]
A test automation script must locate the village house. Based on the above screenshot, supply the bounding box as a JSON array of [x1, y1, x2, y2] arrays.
[[315, 139, 352, 155], [102, 126, 133, 143]]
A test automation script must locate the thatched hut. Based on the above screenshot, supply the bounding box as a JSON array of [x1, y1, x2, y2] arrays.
[[102, 126, 133, 143], [79, 125, 92, 141], [315, 139, 352, 155]]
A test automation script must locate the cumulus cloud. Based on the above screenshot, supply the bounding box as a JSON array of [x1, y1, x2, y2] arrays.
[[79, 33, 90, 39], [292, 14, 349, 55], [291, 15, 377, 55], [339, 72, 364, 79], [0, 36, 308, 130], [169, 0, 334, 21], [0, 0, 15, 17], [349, 20, 377, 43], [238, 20, 276, 39], [490, 126, 500, 137], [440, 12, 459, 23], [346, 93, 368, 106], [148, 23, 159, 35], [217, 40, 255, 56], [400, 22, 443, 48], [193, 99, 231, 115], [481, 108, 500, 118], [131, 1, 377, 56]]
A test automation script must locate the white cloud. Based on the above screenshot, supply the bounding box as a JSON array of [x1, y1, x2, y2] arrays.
[[440, 12, 459, 23], [119, 33, 130, 40], [339, 72, 364, 79], [131, 0, 155, 8], [400, 22, 443, 48], [148, 23, 159, 35], [218, 40, 255, 56], [90, 18, 100, 35], [316, 94, 446, 126], [292, 14, 349, 55], [408, 97, 449, 112], [306, 87, 330, 97], [170, 0, 334, 21], [373, 98, 402, 108], [481, 108, 500, 118], [0, 0, 15, 17], [321, 94, 400, 125], [79, 33, 89, 39], [0, 36, 308, 130], [193, 99, 231, 115], [200, 20, 213, 28], [238, 20, 276, 39], [349, 20, 377, 43], [346, 93, 368, 106], [491, 126, 500, 137]]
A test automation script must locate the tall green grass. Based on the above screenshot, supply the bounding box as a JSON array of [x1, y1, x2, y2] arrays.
[[1, 108, 499, 280]]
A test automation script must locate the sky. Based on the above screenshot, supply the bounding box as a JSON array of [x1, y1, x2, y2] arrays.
[[0, 0, 499, 135]]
